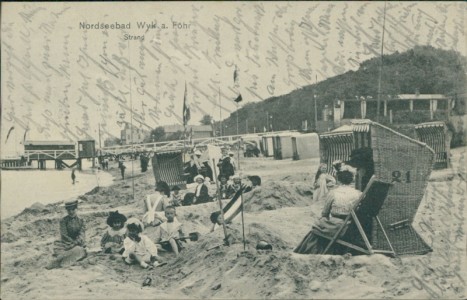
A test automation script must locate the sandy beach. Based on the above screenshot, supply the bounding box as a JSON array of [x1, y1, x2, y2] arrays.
[[1, 148, 466, 299]]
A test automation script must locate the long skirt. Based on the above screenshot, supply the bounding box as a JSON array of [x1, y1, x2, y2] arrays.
[[294, 217, 347, 254], [46, 241, 87, 269]]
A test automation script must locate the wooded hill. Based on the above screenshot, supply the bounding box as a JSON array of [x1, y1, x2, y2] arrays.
[[218, 46, 466, 135]]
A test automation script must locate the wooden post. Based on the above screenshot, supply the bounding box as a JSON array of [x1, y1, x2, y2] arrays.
[[389, 110, 393, 124]]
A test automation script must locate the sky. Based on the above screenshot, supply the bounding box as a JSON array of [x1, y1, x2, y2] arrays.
[[1, 1, 465, 157]]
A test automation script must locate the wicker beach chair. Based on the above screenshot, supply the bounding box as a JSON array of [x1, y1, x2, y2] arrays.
[[319, 131, 354, 176], [312, 176, 395, 256], [351, 120, 434, 255], [151, 150, 187, 189], [318, 120, 434, 255], [415, 121, 451, 169]]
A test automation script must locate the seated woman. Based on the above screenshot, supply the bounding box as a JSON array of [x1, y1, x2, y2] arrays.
[[294, 169, 362, 255], [313, 163, 336, 202], [46, 200, 87, 269], [142, 181, 171, 227], [192, 174, 210, 204], [101, 211, 127, 254]]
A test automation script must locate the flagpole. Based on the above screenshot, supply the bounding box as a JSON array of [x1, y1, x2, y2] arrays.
[[183, 81, 187, 156], [236, 102, 241, 172], [240, 189, 246, 251], [127, 40, 135, 201], [377, 0, 387, 123], [219, 86, 222, 137]]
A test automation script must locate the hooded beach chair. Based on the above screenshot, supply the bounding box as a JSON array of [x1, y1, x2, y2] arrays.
[[312, 176, 395, 256], [415, 121, 451, 169], [152, 150, 187, 189], [317, 120, 434, 256], [319, 130, 354, 176]]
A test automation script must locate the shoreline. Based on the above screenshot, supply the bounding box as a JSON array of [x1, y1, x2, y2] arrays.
[[0, 167, 116, 220]]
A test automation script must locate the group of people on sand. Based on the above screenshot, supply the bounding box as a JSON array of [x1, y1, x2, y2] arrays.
[[49, 145, 368, 271], [185, 147, 238, 184], [49, 169, 263, 270], [47, 180, 189, 270]]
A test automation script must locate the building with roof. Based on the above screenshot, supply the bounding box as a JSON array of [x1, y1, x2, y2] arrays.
[[120, 122, 150, 145], [164, 124, 213, 139], [333, 94, 453, 125]]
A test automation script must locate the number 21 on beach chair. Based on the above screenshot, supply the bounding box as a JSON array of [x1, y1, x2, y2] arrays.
[[312, 176, 396, 256]]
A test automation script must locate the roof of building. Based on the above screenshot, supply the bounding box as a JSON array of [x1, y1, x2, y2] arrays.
[[164, 124, 213, 133], [397, 94, 448, 100], [342, 94, 449, 101], [24, 140, 75, 146]]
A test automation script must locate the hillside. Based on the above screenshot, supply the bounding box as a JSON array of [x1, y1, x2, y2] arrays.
[[219, 46, 466, 135]]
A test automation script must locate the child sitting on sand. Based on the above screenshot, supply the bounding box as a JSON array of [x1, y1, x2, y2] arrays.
[[170, 186, 184, 207], [101, 211, 127, 254], [218, 175, 230, 199], [122, 218, 163, 269], [154, 206, 185, 257]]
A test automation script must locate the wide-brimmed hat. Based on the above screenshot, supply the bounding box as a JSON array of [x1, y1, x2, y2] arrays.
[[231, 174, 241, 180], [228, 151, 234, 156], [126, 217, 144, 232], [64, 199, 78, 210], [345, 147, 373, 168], [106, 210, 127, 227], [194, 174, 204, 182], [155, 181, 171, 197], [194, 150, 202, 156], [256, 240, 272, 250]]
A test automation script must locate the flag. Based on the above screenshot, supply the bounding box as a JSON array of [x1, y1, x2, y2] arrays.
[[233, 65, 238, 83], [23, 128, 29, 143], [234, 93, 243, 103], [189, 127, 193, 144], [183, 82, 190, 126], [5, 126, 14, 143]]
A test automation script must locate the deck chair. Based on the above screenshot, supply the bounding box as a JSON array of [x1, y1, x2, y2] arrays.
[[312, 176, 396, 256], [212, 185, 254, 230]]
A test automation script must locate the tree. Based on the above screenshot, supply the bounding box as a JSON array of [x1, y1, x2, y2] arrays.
[[200, 114, 213, 125], [104, 137, 121, 147], [147, 126, 165, 142]]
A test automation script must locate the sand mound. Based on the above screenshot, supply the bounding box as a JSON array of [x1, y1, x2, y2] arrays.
[[243, 181, 313, 212]]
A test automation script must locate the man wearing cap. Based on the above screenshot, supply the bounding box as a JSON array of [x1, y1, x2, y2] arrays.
[[217, 149, 235, 180]]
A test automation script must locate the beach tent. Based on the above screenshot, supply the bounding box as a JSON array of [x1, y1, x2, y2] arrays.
[[272, 132, 301, 160], [415, 121, 451, 169], [292, 133, 320, 160], [261, 135, 275, 157], [152, 150, 186, 189]]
